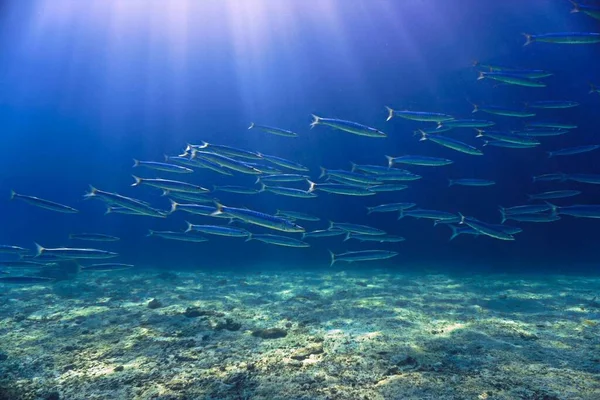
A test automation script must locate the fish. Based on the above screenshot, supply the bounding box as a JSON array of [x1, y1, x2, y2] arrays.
[[590, 83, 600, 95], [399, 209, 458, 221], [326, 176, 373, 188], [0, 260, 56, 268], [525, 121, 577, 130], [244, 162, 282, 175], [164, 155, 202, 168], [350, 163, 403, 174], [80, 263, 135, 271], [528, 190, 581, 201], [0, 245, 29, 255], [133, 159, 193, 174], [366, 203, 416, 214], [212, 203, 305, 233], [10, 190, 78, 214], [502, 213, 561, 223], [258, 153, 309, 172], [532, 173, 568, 183], [213, 186, 259, 195], [471, 103, 536, 117], [147, 230, 209, 242], [319, 167, 382, 185], [0, 276, 55, 284], [547, 203, 600, 218], [310, 115, 386, 138], [189, 142, 262, 160], [547, 145, 600, 158], [257, 174, 310, 184], [448, 179, 495, 187], [517, 129, 569, 137], [566, 174, 600, 184], [169, 200, 219, 216], [192, 151, 263, 174], [165, 191, 215, 204], [259, 183, 317, 198], [301, 229, 346, 239], [472, 62, 553, 78], [248, 122, 298, 138], [367, 184, 409, 192], [329, 250, 398, 266], [104, 206, 165, 218], [385, 107, 454, 123], [132, 176, 209, 194], [185, 223, 250, 237], [246, 234, 310, 248], [500, 204, 552, 216], [84, 186, 167, 218], [418, 126, 453, 134], [483, 141, 538, 149], [275, 210, 320, 222], [307, 180, 375, 196], [477, 71, 546, 87], [419, 131, 483, 156], [475, 130, 540, 146], [458, 214, 515, 241], [189, 157, 233, 175], [344, 233, 405, 243], [69, 233, 120, 242], [526, 100, 579, 109], [570, 1, 600, 21], [438, 119, 495, 129], [329, 221, 386, 235], [447, 225, 480, 241], [35, 244, 119, 259], [523, 32, 600, 45], [386, 155, 453, 167], [374, 171, 422, 181]]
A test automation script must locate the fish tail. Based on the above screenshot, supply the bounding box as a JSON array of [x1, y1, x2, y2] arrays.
[[477, 71, 485, 80], [104, 207, 112, 215], [385, 106, 394, 122], [475, 129, 484, 138], [310, 114, 321, 129], [458, 212, 465, 225], [499, 208, 507, 224], [245, 233, 253, 242], [164, 154, 170, 162], [211, 201, 224, 216], [169, 199, 178, 214], [397, 209, 404, 220], [545, 201, 559, 216], [248, 122, 255, 130], [147, 230, 155, 237], [418, 130, 428, 141], [318, 167, 327, 179], [436, 122, 443, 129], [328, 220, 335, 230], [9, 189, 16, 200], [366, 206, 373, 215], [34, 243, 44, 257], [471, 103, 479, 113], [307, 180, 317, 193], [83, 186, 97, 200], [546, 151, 554, 158], [350, 162, 357, 172], [131, 175, 143, 187], [199, 141, 209, 149], [569, 1, 580, 13], [448, 225, 459, 241], [190, 148, 198, 159], [482, 140, 489, 147], [258, 182, 267, 193], [522, 33, 534, 46], [301, 233, 306, 240], [589, 82, 597, 94], [161, 190, 170, 197], [133, 159, 140, 167], [328, 250, 336, 267], [343, 232, 351, 242], [384, 155, 394, 168], [254, 176, 261, 184], [185, 221, 193, 233], [448, 179, 454, 187]]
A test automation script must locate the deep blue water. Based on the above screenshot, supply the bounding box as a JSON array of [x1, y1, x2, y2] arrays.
[[1, 0, 599, 273]]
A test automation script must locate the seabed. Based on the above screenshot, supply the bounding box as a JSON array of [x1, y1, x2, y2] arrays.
[[0, 267, 599, 400]]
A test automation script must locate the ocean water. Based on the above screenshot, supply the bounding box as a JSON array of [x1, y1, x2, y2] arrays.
[[1, 1, 600, 399]]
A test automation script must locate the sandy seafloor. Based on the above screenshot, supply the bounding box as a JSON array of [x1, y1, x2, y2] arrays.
[[0, 266, 599, 400]]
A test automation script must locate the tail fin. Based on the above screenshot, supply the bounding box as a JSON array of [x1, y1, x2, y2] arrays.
[[458, 212, 466, 225], [147, 230, 155, 237], [418, 130, 428, 141], [310, 115, 321, 129], [211, 201, 224, 216], [350, 162, 357, 172], [436, 122, 444, 129], [328, 220, 335, 230], [343, 232, 351, 242], [161, 190, 170, 197], [318, 167, 327, 179], [258, 183, 267, 193], [385, 106, 394, 122], [133, 159, 140, 167], [570, 1, 580, 13], [366, 206, 373, 215], [547, 151, 554, 158], [483, 140, 489, 147], [477, 71, 486, 81], [245, 233, 253, 242], [499, 207, 507, 224], [34, 243, 44, 257], [589, 83, 598, 95], [307, 180, 317, 193], [328, 250, 337, 267], [471, 103, 479, 113], [185, 221, 193, 233], [522, 33, 534, 46], [198, 141, 209, 149], [164, 154, 170, 162], [448, 225, 460, 241], [397, 209, 404, 220], [475, 129, 485, 138], [9, 189, 16, 200], [385, 155, 394, 168], [104, 207, 113, 215], [301, 233, 306, 240], [131, 175, 143, 187], [169, 199, 178, 214], [448, 179, 454, 187], [255, 176, 261, 184], [545, 201, 559, 217], [248, 122, 255, 130]]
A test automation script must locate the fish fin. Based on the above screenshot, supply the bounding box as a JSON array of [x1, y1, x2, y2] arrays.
[[350, 162, 357, 172], [318, 167, 327, 179], [169, 199, 178, 214], [448, 225, 459, 241], [458, 212, 465, 224], [436, 122, 443, 129], [328, 220, 335, 230], [366, 206, 372, 215], [245, 233, 253, 242], [131, 175, 143, 187], [397, 209, 404, 220], [199, 141, 209, 149], [475, 129, 484, 138], [448, 179, 454, 187], [328, 250, 336, 267], [254, 176, 261, 184], [418, 130, 428, 141], [133, 159, 140, 167], [184, 221, 193, 233], [385, 106, 394, 122], [546, 151, 554, 158], [34, 243, 44, 257], [164, 154, 169, 162], [248, 122, 255, 130], [589, 82, 597, 94], [211, 201, 224, 216], [482, 140, 489, 147], [258, 182, 267, 193], [343, 232, 351, 242], [307, 180, 317, 193], [147, 230, 154, 237], [384, 155, 394, 168], [499, 207, 507, 224], [477, 71, 485, 80], [310, 115, 321, 129], [545, 201, 559, 216], [104, 207, 112, 215], [161, 190, 169, 197], [9, 189, 16, 200], [570, 1, 580, 13], [522, 33, 533, 46]]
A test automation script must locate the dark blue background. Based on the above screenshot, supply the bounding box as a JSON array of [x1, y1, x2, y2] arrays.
[[0, 0, 599, 272]]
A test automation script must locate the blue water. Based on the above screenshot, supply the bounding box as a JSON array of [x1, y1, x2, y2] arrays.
[[1, 0, 599, 273]]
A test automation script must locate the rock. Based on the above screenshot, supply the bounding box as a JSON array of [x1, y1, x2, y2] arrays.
[[252, 328, 287, 339], [0, 354, 7, 362], [147, 299, 163, 309], [114, 365, 124, 372], [215, 318, 241, 331], [291, 343, 324, 360], [43, 392, 60, 400], [183, 307, 225, 318]]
